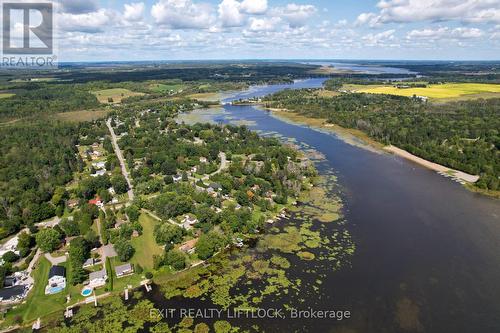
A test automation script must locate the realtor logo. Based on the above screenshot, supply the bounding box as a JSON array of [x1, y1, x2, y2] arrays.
[[2, 2, 53, 54]]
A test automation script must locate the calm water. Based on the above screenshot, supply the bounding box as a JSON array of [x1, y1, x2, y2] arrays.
[[160, 79, 500, 333], [300, 61, 417, 75]]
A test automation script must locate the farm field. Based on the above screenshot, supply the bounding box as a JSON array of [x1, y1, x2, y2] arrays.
[[0, 93, 15, 99], [353, 83, 500, 100], [92, 88, 144, 104]]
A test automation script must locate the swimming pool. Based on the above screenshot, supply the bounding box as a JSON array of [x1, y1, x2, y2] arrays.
[[81, 287, 93, 297]]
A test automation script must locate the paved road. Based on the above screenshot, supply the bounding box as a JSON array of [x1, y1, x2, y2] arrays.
[[36, 216, 61, 229], [106, 119, 134, 203], [202, 152, 228, 181]]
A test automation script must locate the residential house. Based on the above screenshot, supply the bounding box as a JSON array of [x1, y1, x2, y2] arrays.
[[82, 258, 95, 269], [45, 266, 66, 295], [3, 276, 16, 287], [115, 263, 134, 278], [89, 197, 103, 208], [172, 174, 183, 183], [108, 187, 116, 195], [88, 269, 107, 288], [181, 215, 199, 230], [179, 239, 199, 254], [0, 285, 27, 303], [92, 161, 106, 169], [91, 169, 106, 177], [199, 157, 208, 163]]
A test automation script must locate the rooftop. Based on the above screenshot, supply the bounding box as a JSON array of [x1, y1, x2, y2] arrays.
[[48, 266, 65, 279], [115, 263, 133, 276], [89, 269, 107, 281]]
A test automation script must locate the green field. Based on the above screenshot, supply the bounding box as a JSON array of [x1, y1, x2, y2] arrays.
[[130, 214, 164, 269], [6, 258, 80, 324], [92, 88, 144, 104], [355, 83, 500, 100], [149, 83, 184, 94]]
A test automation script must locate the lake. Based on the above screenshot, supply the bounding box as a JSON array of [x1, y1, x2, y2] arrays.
[[161, 78, 500, 333]]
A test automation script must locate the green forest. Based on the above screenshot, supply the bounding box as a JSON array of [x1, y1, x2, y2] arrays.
[[264, 89, 500, 191]]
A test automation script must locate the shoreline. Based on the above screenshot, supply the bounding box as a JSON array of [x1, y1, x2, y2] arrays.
[[264, 108, 500, 198]]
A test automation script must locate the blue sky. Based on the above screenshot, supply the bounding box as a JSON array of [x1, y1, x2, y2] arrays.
[[51, 0, 500, 61]]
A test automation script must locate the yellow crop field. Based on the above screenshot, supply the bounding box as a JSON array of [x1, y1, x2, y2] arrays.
[[356, 83, 500, 100], [92, 88, 144, 104]]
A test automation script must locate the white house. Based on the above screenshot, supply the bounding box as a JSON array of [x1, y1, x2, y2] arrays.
[[91, 169, 106, 177], [45, 266, 66, 295], [172, 174, 183, 183], [88, 269, 107, 288], [92, 161, 106, 169]]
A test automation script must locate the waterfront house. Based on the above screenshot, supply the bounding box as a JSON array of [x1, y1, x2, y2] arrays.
[[115, 263, 134, 278], [88, 269, 107, 288], [45, 266, 66, 295]]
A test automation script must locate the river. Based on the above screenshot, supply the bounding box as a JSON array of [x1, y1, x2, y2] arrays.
[[165, 78, 500, 333]]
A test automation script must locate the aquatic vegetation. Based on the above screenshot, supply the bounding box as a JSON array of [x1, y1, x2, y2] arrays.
[[297, 251, 316, 260]]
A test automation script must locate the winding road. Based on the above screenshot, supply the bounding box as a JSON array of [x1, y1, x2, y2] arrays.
[[106, 119, 134, 203]]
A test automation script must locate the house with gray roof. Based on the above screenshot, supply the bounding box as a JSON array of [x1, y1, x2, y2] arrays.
[[115, 263, 133, 278]]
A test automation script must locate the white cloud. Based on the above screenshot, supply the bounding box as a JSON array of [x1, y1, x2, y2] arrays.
[[241, 0, 267, 15], [407, 27, 484, 40], [151, 0, 215, 29], [274, 4, 317, 28], [124, 2, 145, 22], [58, 9, 113, 33], [358, 0, 500, 25], [218, 0, 244, 27], [355, 12, 380, 27], [247, 17, 281, 32], [362, 29, 396, 46]]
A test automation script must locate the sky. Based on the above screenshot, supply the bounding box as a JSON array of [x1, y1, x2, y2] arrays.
[[29, 0, 500, 61]]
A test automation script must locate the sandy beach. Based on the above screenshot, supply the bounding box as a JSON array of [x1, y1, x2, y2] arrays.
[[384, 145, 479, 183]]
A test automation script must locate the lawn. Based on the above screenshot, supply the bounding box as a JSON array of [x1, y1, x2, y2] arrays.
[[108, 257, 143, 292], [355, 83, 500, 100], [130, 214, 164, 270], [0, 93, 15, 99], [92, 88, 144, 104], [149, 83, 184, 94], [7, 258, 71, 323]]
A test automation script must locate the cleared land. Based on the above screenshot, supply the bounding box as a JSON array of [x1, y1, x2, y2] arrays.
[[187, 92, 221, 102], [92, 88, 144, 104], [130, 214, 164, 269], [353, 83, 500, 100], [149, 83, 184, 93], [54, 109, 110, 123]]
